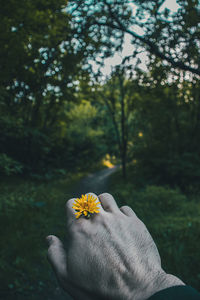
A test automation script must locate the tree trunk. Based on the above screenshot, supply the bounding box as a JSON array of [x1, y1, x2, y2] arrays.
[[121, 145, 127, 179], [119, 75, 127, 179]]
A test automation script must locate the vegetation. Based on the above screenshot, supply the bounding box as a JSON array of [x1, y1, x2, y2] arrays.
[[1, 0, 200, 298], [69, 0, 200, 75], [109, 168, 200, 290], [0, 173, 83, 299]]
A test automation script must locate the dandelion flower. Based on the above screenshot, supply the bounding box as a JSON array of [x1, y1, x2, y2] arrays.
[[72, 194, 100, 219]]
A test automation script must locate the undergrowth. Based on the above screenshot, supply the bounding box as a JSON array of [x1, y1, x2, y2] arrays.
[[108, 167, 200, 290], [0, 173, 83, 300]]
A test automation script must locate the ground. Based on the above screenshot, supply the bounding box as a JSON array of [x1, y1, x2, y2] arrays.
[[44, 166, 119, 300], [2, 165, 200, 300]]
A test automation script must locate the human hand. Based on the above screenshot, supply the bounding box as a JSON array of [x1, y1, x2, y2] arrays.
[[46, 192, 184, 300]]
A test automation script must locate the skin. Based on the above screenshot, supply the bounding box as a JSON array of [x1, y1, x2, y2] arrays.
[[46, 192, 184, 300]]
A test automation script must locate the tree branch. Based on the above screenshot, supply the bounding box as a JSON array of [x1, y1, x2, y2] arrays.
[[93, 19, 200, 76]]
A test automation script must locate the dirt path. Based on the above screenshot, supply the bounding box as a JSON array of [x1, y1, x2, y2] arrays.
[[48, 166, 119, 300], [74, 166, 118, 196]]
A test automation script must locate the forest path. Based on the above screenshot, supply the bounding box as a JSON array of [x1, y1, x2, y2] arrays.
[[48, 165, 119, 300], [74, 165, 119, 196]]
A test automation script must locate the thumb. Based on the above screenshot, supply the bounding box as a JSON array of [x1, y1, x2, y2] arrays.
[[46, 235, 68, 283]]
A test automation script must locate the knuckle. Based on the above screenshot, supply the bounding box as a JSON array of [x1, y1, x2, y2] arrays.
[[99, 192, 112, 199], [70, 219, 88, 234], [95, 212, 103, 222], [76, 223, 91, 237], [100, 213, 111, 228]]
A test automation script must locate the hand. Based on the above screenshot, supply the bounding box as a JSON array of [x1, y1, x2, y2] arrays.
[[46, 192, 184, 300]]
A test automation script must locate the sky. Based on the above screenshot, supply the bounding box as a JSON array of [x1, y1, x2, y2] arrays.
[[91, 0, 180, 77]]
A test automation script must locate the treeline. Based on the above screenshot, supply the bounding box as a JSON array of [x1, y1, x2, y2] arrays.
[[0, 0, 106, 177], [91, 65, 200, 191], [0, 0, 200, 190]]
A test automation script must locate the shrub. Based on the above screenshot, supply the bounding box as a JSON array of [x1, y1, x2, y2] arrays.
[[0, 153, 23, 176], [0, 174, 81, 299], [132, 185, 187, 215], [109, 172, 200, 290]]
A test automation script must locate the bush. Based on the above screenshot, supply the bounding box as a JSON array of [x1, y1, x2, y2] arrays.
[[110, 180, 187, 218], [131, 185, 187, 215], [0, 153, 23, 176], [109, 171, 200, 290], [0, 174, 81, 299]]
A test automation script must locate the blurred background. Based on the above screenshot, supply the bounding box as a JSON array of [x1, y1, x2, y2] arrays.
[[0, 0, 200, 299]]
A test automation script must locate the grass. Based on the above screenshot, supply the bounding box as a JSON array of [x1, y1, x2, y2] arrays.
[[108, 167, 200, 291], [0, 173, 84, 300], [1, 165, 200, 299]]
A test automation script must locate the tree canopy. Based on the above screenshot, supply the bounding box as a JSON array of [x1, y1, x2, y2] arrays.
[[69, 0, 200, 76], [0, 0, 200, 187]]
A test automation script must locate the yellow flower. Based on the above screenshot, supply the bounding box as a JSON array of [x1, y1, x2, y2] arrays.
[[72, 194, 101, 219]]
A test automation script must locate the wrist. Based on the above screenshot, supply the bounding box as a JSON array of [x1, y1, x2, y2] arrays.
[[141, 270, 185, 300]]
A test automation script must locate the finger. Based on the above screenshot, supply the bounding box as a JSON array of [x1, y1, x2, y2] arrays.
[[46, 235, 67, 282], [66, 192, 104, 224], [66, 198, 79, 223], [86, 192, 104, 214], [120, 205, 137, 217], [98, 193, 119, 213]]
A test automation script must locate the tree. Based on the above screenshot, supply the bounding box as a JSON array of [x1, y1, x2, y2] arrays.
[[96, 65, 137, 178], [131, 63, 200, 189], [0, 0, 83, 127], [0, 0, 96, 173], [68, 0, 200, 76]]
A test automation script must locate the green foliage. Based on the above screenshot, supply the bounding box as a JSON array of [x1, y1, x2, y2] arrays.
[[0, 174, 82, 299], [0, 0, 107, 177], [65, 101, 102, 142], [109, 169, 200, 290], [1, 0, 200, 298], [131, 185, 187, 215], [70, 0, 200, 75], [0, 153, 23, 176], [130, 72, 200, 191], [1, 0, 200, 189]]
